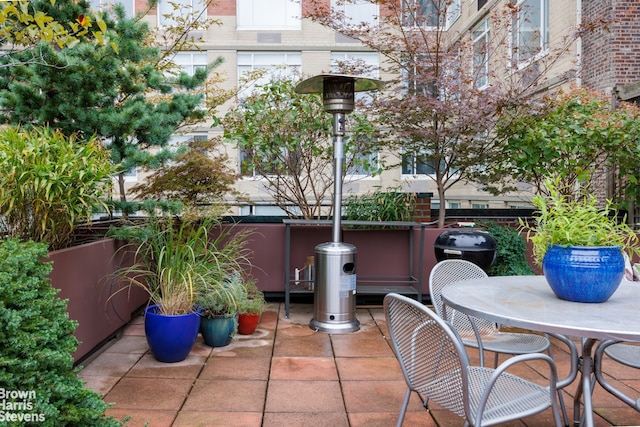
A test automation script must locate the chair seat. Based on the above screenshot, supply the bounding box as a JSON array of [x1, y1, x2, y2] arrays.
[[605, 343, 640, 369], [462, 331, 550, 355], [467, 366, 553, 425]]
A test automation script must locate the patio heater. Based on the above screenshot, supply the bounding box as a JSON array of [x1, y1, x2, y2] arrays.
[[295, 74, 384, 333]]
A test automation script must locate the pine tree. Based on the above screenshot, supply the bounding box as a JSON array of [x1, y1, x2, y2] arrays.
[[0, 0, 216, 213]]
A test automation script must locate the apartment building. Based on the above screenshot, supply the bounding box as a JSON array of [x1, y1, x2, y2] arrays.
[[102, 0, 640, 216]]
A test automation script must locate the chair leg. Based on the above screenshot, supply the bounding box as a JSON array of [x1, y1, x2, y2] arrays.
[[397, 387, 411, 427]]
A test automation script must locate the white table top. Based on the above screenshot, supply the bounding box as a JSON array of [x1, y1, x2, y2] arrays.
[[440, 275, 640, 341]]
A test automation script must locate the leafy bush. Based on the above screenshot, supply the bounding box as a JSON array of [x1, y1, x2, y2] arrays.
[[0, 239, 121, 426], [480, 221, 534, 276], [0, 127, 114, 250]]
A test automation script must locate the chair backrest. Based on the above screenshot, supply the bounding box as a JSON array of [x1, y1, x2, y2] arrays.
[[384, 293, 470, 418], [429, 259, 495, 337]]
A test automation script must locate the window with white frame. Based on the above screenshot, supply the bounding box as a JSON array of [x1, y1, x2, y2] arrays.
[[472, 18, 490, 89], [512, 0, 548, 65], [401, 151, 445, 176], [237, 0, 301, 30], [173, 52, 208, 76], [331, 0, 378, 26], [89, 0, 135, 18], [158, 0, 205, 27], [237, 52, 302, 98], [401, 55, 437, 98], [331, 52, 379, 103], [402, 0, 460, 29]]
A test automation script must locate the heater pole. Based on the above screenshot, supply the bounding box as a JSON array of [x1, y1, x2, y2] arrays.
[[332, 113, 345, 244]]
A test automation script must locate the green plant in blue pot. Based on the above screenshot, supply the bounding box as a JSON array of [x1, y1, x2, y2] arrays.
[[520, 179, 640, 303]]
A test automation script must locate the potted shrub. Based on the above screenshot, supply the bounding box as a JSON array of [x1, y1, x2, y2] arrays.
[[237, 278, 266, 335], [520, 179, 640, 303], [196, 224, 254, 347], [197, 272, 244, 347], [111, 215, 214, 362]]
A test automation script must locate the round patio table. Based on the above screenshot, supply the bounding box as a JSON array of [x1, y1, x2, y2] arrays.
[[441, 275, 640, 427]]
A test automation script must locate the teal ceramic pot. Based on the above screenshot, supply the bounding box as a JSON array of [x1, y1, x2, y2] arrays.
[[542, 245, 625, 303], [200, 313, 238, 347]]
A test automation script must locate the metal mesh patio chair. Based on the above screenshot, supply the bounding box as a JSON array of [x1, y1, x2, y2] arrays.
[[594, 340, 640, 411], [429, 259, 551, 367], [384, 293, 563, 427]]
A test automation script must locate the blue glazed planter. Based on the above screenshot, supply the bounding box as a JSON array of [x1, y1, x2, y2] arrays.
[[542, 245, 625, 303], [200, 313, 238, 347], [144, 304, 201, 363]]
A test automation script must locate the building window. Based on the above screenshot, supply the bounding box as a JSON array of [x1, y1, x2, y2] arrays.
[[331, 0, 378, 26], [239, 146, 291, 177], [402, 152, 444, 176], [331, 52, 379, 103], [237, 52, 302, 98], [173, 52, 208, 76], [512, 0, 548, 65], [472, 18, 490, 89], [89, 0, 135, 17], [158, 0, 205, 26], [478, 0, 488, 10], [402, 0, 460, 29], [237, 0, 301, 30]]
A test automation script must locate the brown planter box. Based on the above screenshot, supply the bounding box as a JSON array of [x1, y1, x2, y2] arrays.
[[48, 238, 149, 363]]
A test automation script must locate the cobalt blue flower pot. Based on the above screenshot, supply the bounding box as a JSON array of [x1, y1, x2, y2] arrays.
[[542, 245, 625, 303], [200, 313, 238, 347], [144, 304, 201, 362]]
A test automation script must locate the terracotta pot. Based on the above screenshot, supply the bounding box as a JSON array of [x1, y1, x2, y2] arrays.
[[237, 312, 261, 335]]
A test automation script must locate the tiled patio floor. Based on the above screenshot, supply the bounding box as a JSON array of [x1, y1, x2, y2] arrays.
[[79, 302, 640, 427]]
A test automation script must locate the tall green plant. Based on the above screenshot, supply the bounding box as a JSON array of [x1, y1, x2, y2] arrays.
[[0, 126, 114, 250], [0, 239, 122, 426], [111, 216, 213, 315], [344, 187, 415, 225]]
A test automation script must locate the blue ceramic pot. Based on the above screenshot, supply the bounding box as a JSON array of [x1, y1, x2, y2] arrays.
[[144, 304, 201, 363], [200, 313, 238, 347], [542, 245, 625, 303]]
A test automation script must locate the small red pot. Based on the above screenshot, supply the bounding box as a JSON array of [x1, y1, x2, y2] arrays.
[[237, 313, 261, 335]]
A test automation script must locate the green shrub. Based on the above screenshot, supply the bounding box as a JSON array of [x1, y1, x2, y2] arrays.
[[344, 187, 415, 226], [0, 127, 114, 250], [480, 221, 534, 276], [0, 239, 122, 426]]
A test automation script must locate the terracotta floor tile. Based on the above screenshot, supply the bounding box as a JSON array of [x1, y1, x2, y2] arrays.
[[79, 351, 142, 377], [335, 357, 403, 381], [331, 336, 395, 357], [103, 335, 149, 354], [127, 354, 206, 378], [264, 380, 344, 413], [273, 335, 333, 357], [270, 356, 338, 380], [348, 411, 436, 427], [106, 408, 177, 427], [181, 379, 267, 412], [80, 304, 634, 426], [104, 377, 193, 411], [341, 380, 425, 413], [262, 412, 349, 427], [200, 357, 271, 380], [173, 411, 263, 427], [79, 374, 121, 396]]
